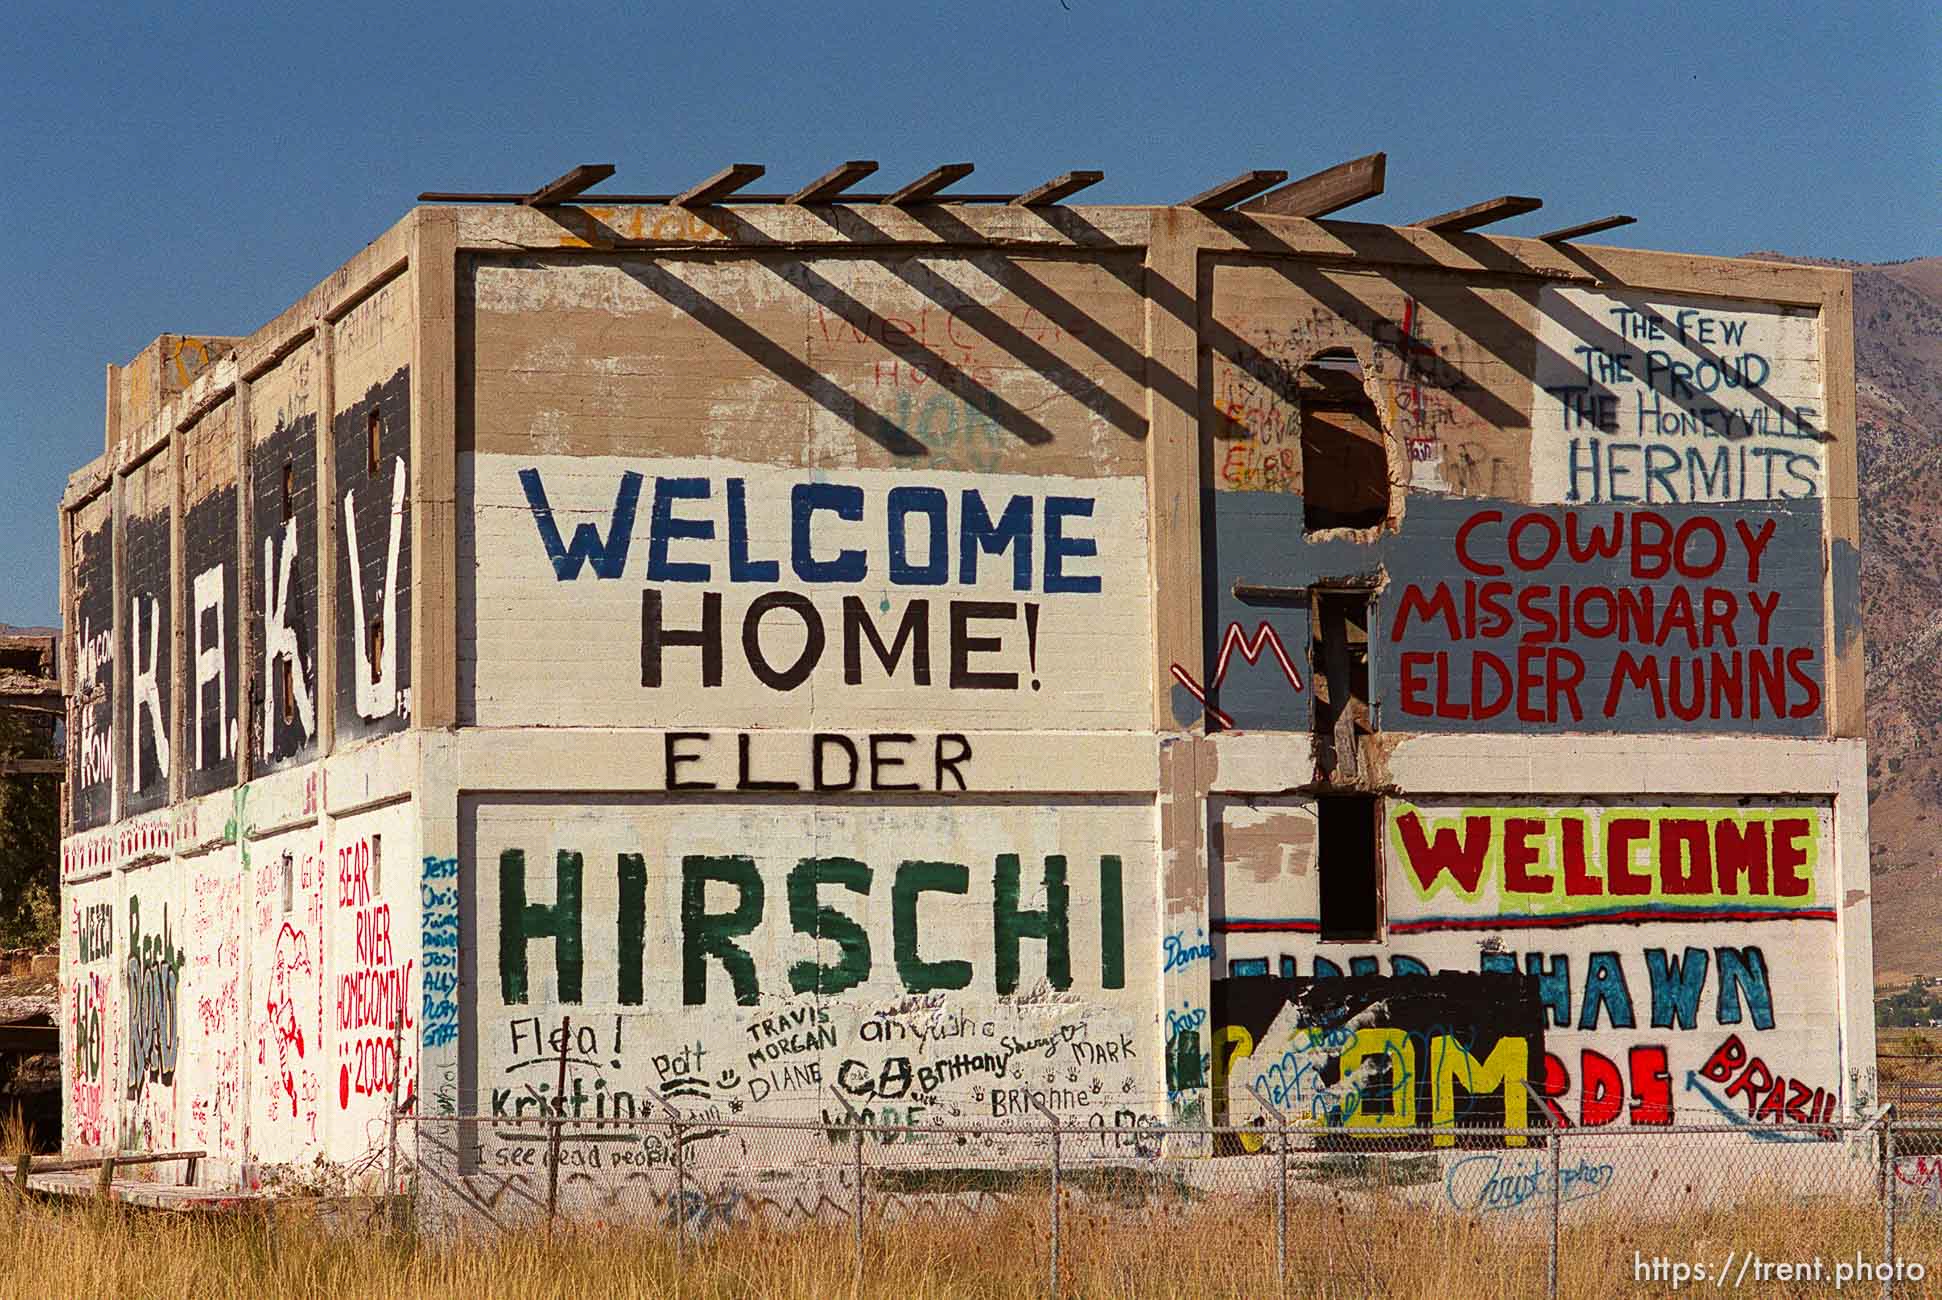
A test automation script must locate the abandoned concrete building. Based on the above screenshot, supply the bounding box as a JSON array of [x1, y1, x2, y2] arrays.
[[56, 157, 1869, 1194]]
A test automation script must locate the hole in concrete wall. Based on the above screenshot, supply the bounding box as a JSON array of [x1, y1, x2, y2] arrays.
[[278, 658, 295, 726], [368, 615, 384, 683], [1310, 588, 1373, 782], [0, 645, 42, 674], [1317, 794, 1381, 942], [1298, 350, 1388, 534], [281, 462, 294, 523], [370, 833, 382, 895], [367, 408, 383, 476]]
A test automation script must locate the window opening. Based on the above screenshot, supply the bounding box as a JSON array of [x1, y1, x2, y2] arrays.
[[278, 658, 295, 725], [1316, 794, 1381, 942], [280, 850, 294, 914], [280, 462, 294, 522], [367, 408, 383, 476], [368, 615, 384, 683], [1298, 349, 1388, 533], [370, 833, 382, 894], [1310, 589, 1372, 783]]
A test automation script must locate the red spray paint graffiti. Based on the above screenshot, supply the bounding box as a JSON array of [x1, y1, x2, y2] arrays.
[[336, 836, 415, 1110]]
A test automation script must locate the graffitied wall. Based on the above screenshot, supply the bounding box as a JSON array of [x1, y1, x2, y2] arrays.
[[57, 203, 1865, 1197], [1531, 289, 1825, 506], [461, 458, 1147, 731], [333, 273, 412, 743], [456, 249, 1151, 733], [1193, 259, 1833, 741], [1202, 492, 1827, 736], [177, 848, 243, 1172], [119, 861, 188, 1152], [248, 821, 329, 1165], [1213, 797, 1844, 1134], [1208, 261, 1531, 499], [1216, 972, 1545, 1140], [181, 402, 239, 798], [421, 851, 459, 1116], [121, 451, 172, 814], [58, 793, 418, 1183], [461, 796, 1157, 1156], [61, 877, 117, 1151], [250, 344, 320, 772], [71, 491, 115, 830], [459, 252, 1146, 477], [328, 803, 419, 1164]]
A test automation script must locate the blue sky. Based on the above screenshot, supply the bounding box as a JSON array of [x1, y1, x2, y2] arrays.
[[1, 0, 1933, 625]]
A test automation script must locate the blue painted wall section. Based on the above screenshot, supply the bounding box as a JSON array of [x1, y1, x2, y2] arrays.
[[1203, 491, 1827, 736]]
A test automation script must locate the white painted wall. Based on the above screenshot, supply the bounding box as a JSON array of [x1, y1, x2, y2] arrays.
[[57, 739, 422, 1189], [462, 795, 1160, 1162], [460, 455, 1150, 732], [1531, 289, 1825, 505]]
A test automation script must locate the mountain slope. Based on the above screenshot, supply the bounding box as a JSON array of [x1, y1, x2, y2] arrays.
[[1761, 254, 1942, 983]]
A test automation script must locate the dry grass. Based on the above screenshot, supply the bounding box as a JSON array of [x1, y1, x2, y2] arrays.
[[0, 1187, 1932, 1299], [0, 1106, 30, 1161], [1881, 1030, 1942, 1085]]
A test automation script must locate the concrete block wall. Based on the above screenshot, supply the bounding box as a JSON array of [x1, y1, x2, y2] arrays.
[[57, 217, 429, 1188], [58, 199, 1870, 1193]]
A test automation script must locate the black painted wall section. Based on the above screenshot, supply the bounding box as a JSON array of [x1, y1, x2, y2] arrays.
[[1213, 971, 1545, 1131], [71, 515, 114, 830], [252, 413, 319, 771], [334, 366, 412, 741], [182, 485, 238, 798], [120, 507, 171, 814]]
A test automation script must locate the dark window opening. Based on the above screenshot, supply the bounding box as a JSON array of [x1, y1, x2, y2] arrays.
[[1311, 589, 1373, 783], [370, 833, 383, 894], [1299, 350, 1388, 533], [278, 659, 295, 725], [280, 851, 294, 914], [281, 463, 295, 522], [367, 408, 383, 476], [368, 615, 384, 683], [1317, 794, 1381, 941]]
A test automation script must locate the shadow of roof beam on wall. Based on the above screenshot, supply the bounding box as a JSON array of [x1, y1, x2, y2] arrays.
[[522, 164, 618, 207], [885, 163, 976, 206], [1012, 171, 1105, 207], [673, 164, 767, 208], [788, 161, 880, 204], [1186, 170, 1290, 211], [1237, 153, 1387, 218], [622, 261, 931, 458], [1411, 195, 1543, 233], [1537, 214, 1638, 243]]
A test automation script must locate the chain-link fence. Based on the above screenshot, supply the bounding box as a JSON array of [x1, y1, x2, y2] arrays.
[[386, 1095, 1942, 1298]]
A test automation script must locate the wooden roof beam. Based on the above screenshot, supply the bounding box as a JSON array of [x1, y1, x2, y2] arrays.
[[1538, 214, 1638, 243], [885, 162, 976, 206], [788, 160, 880, 204], [1185, 169, 1289, 211], [1237, 152, 1387, 218], [672, 164, 766, 208], [522, 163, 617, 207], [1011, 170, 1104, 207], [1411, 194, 1543, 233]]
